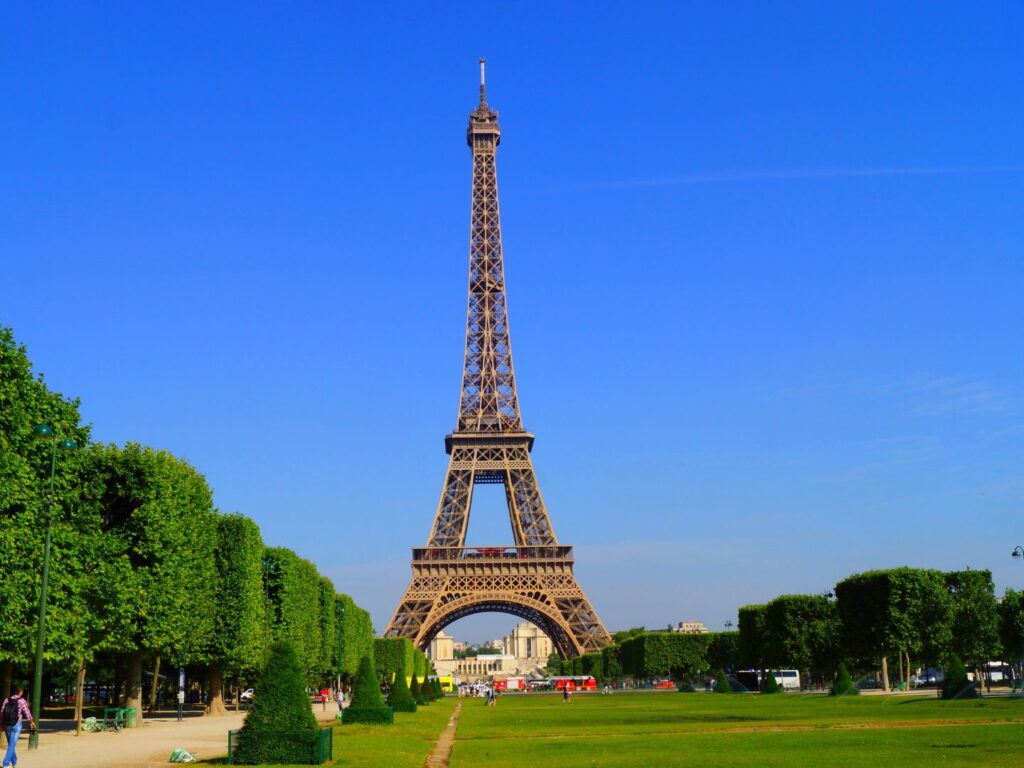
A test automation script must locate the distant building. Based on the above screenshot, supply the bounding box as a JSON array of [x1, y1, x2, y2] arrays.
[[497, 621, 552, 661], [672, 620, 709, 634], [427, 622, 552, 683]]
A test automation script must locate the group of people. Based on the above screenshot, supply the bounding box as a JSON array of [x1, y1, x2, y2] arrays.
[[2, 687, 36, 768], [316, 687, 346, 713]]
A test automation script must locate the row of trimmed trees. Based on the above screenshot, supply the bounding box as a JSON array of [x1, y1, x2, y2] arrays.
[[547, 627, 741, 686], [343, 637, 444, 724], [738, 567, 1023, 691], [0, 325, 375, 725]]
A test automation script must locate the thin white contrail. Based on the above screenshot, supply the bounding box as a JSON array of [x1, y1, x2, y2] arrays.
[[546, 165, 1024, 191]]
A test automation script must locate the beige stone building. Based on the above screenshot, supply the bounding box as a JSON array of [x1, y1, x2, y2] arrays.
[[427, 622, 553, 683], [672, 620, 709, 634]]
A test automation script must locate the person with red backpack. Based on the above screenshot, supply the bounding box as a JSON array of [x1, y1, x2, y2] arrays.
[[2, 687, 35, 767]]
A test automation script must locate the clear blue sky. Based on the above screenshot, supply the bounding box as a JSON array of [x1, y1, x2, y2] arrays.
[[3, 3, 1023, 644]]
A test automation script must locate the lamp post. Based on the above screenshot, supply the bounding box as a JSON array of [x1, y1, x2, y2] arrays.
[[1012, 546, 1024, 560], [28, 423, 76, 750]]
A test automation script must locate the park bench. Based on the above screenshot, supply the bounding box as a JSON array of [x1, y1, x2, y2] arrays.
[[101, 706, 137, 731]]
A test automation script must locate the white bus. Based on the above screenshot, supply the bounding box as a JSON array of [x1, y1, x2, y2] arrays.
[[774, 670, 801, 691]]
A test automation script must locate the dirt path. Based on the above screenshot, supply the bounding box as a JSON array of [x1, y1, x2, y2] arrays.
[[18, 704, 340, 768], [424, 701, 463, 768]]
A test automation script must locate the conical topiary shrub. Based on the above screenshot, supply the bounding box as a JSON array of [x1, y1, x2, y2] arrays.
[[343, 654, 391, 725], [410, 673, 427, 705], [713, 669, 731, 693], [233, 641, 319, 764], [433, 678, 444, 699], [762, 671, 781, 694], [831, 663, 859, 696], [387, 667, 417, 712], [941, 655, 979, 700]]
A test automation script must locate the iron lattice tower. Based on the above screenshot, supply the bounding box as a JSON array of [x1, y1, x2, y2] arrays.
[[384, 62, 611, 657]]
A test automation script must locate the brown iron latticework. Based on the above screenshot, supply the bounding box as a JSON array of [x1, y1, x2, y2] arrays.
[[384, 62, 611, 658]]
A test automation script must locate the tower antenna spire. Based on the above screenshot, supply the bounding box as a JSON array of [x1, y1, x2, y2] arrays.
[[478, 58, 487, 106]]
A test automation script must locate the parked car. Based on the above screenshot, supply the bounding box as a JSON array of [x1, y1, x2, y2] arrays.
[[653, 680, 675, 689], [240, 688, 255, 701]]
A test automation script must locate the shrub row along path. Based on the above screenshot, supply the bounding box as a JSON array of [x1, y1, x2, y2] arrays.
[[21, 704, 341, 768]]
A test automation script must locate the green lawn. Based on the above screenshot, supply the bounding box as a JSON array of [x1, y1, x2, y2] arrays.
[[203, 693, 1024, 767], [331, 698, 456, 768], [447, 692, 1024, 768]]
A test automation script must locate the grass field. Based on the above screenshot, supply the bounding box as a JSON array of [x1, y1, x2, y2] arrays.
[[205, 692, 1024, 767], [331, 698, 456, 768], [447, 692, 1024, 768]]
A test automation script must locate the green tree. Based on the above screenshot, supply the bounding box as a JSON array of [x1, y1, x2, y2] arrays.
[[206, 514, 266, 715], [763, 595, 839, 689], [343, 654, 390, 725], [998, 589, 1024, 678], [945, 570, 1000, 686], [619, 633, 710, 684], [835, 568, 952, 691], [264, 547, 326, 683], [0, 325, 91, 695], [831, 662, 858, 696], [737, 605, 768, 671], [707, 632, 740, 672], [941, 654, 978, 700], [386, 663, 416, 713], [233, 641, 320, 764], [762, 670, 781, 694], [713, 669, 731, 693], [410, 673, 426, 705], [335, 595, 374, 683], [373, 638, 414, 681], [84, 443, 219, 724], [601, 645, 623, 681]]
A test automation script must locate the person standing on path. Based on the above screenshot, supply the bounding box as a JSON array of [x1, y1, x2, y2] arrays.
[[562, 685, 571, 704], [2, 687, 36, 767]]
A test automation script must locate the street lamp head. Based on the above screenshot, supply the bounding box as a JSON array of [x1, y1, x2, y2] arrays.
[[1013, 548, 1023, 559], [59, 438, 76, 451], [34, 424, 54, 440]]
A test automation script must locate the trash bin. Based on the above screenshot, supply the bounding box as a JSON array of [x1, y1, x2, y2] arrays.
[[123, 707, 138, 728]]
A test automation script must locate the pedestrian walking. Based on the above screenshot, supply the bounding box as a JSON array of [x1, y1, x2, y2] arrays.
[[336, 688, 345, 711], [320, 687, 330, 712], [2, 687, 35, 768], [562, 685, 571, 703]]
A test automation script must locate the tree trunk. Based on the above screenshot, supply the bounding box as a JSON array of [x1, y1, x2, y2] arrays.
[[881, 655, 890, 692], [905, 651, 912, 689], [1, 660, 11, 699], [125, 651, 144, 727], [148, 652, 162, 712], [897, 652, 904, 689], [74, 660, 87, 735], [207, 664, 228, 716]]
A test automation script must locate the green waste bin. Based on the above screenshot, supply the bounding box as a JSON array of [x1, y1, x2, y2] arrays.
[[123, 707, 138, 728]]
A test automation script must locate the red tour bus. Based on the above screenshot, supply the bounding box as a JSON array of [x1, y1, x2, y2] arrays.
[[551, 676, 597, 692]]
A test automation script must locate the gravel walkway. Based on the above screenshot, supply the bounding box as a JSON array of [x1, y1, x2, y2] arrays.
[[14, 705, 340, 768]]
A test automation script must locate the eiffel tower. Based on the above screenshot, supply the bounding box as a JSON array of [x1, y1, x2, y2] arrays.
[[383, 62, 611, 658]]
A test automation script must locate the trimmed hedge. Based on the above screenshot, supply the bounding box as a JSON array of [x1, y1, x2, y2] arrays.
[[831, 663, 859, 696], [413, 648, 428, 678], [343, 654, 391, 725], [410, 673, 427, 705], [941, 655, 979, 700], [762, 671, 781, 694], [713, 669, 731, 693], [233, 641, 320, 764], [387, 665, 416, 713], [374, 637, 414, 680], [620, 633, 711, 682]]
